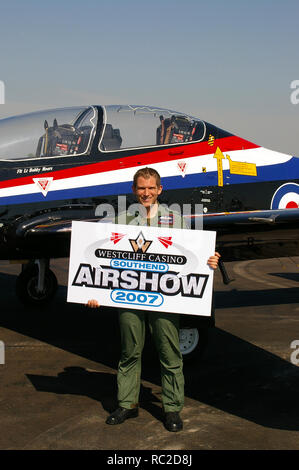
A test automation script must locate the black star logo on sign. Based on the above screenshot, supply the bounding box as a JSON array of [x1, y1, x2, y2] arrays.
[[129, 231, 152, 253]]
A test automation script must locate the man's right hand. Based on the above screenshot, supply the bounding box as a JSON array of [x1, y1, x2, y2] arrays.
[[86, 299, 100, 308]]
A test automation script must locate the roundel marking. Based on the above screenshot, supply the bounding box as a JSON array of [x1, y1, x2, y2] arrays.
[[271, 183, 299, 209]]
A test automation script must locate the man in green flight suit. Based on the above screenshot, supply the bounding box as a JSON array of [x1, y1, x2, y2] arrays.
[[88, 167, 220, 432]]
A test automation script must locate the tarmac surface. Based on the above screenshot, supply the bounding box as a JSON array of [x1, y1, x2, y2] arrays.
[[0, 256, 299, 451]]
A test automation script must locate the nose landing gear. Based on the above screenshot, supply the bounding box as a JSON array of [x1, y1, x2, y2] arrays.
[[16, 259, 58, 307]]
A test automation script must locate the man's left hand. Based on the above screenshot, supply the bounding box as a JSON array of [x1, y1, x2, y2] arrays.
[[207, 252, 221, 269]]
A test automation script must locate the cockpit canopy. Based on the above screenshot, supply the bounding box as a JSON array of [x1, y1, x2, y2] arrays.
[[100, 105, 206, 151], [0, 106, 97, 160], [0, 104, 209, 161]]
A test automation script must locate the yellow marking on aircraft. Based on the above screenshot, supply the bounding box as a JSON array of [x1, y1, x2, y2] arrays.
[[226, 154, 257, 176], [208, 134, 215, 146], [213, 147, 225, 186]]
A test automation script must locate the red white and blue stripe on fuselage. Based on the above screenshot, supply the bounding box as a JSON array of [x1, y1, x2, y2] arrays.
[[0, 135, 298, 209]]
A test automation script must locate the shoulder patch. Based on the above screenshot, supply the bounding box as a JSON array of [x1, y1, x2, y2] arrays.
[[158, 214, 174, 225]]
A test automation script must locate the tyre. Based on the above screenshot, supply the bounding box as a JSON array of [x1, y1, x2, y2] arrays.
[[16, 265, 58, 307], [179, 327, 209, 363]]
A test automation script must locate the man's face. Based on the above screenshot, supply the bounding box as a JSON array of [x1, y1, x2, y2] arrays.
[[132, 175, 162, 209]]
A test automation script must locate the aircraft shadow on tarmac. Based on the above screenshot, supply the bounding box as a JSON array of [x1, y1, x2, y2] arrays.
[[269, 272, 299, 282], [1, 272, 299, 431], [214, 285, 299, 308]]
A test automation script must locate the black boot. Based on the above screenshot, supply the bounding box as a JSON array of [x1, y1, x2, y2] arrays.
[[106, 407, 139, 425], [164, 411, 183, 432]]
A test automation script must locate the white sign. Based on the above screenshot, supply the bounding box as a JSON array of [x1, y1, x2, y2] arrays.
[[67, 221, 216, 316]]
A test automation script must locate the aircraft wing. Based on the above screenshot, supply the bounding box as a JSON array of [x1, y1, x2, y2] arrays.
[[191, 208, 299, 261], [12, 207, 299, 262]]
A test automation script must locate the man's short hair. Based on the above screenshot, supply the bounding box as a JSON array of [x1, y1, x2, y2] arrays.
[[133, 167, 161, 188]]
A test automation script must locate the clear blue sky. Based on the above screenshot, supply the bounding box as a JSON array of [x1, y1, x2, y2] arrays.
[[0, 0, 299, 154]]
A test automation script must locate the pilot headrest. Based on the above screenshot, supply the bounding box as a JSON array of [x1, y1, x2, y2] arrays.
[[104, 124, 113, 138]]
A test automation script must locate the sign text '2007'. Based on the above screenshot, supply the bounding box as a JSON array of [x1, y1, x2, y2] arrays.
[[111, 289, 163, 307]]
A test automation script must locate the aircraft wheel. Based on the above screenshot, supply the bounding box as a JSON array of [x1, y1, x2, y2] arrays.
[[16, 265, 58, 307], [179, 327, 209, 363]]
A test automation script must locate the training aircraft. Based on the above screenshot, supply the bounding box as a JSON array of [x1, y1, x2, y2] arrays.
[[0, 104, 298, 359]]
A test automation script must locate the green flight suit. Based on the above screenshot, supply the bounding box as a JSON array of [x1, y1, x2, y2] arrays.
[[116, 204, 188, 412]]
